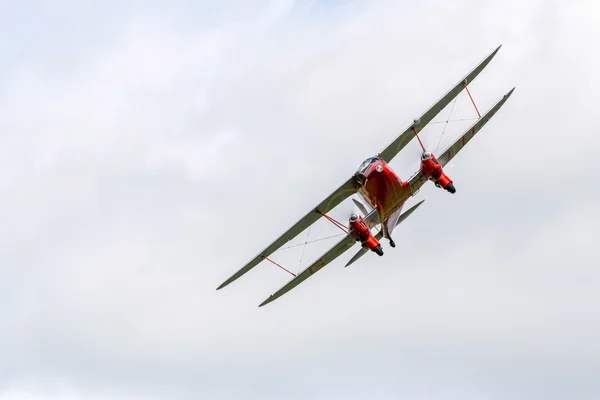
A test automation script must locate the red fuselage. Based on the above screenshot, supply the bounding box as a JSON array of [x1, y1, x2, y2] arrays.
[[354, 157, 411, 221], [352, 153, 456, 242]]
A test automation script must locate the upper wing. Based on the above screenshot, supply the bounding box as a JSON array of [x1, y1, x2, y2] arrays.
[[218, 46, 506, 292], [378, 45, 502, 163], [407, 86, 516, 194], [258, 234, 357, 307], [217, 177, 357, 290], [438, 88, 515, 167]]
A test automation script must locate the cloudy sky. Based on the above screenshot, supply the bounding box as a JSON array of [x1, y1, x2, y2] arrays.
[[1, 0, 599, 399]]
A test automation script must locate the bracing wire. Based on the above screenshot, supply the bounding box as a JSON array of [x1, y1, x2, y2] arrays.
[[279, 233, 346, 251], [297, 226, 311, 274], [429, 117, 478, 125], [435, 97, 459, 154]]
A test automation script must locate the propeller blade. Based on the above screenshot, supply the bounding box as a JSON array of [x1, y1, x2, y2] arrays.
[[345, 199, 425, 268], [352, 198, 370, 216]]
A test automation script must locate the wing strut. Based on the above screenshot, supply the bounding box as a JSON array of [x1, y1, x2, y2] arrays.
[[412, 127, 426, 152], [262, 256, 296, 277], [316, 210, 349, 234], [463, 82, 482, 118]]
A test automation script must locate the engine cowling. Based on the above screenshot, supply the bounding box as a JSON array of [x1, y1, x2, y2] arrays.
[[420, 152, 456, 194], [348, 214, 384, 256]]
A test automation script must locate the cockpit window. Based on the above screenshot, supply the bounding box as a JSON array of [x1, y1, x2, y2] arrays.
[[421, 152, 431, 161], [358, 160, 370, 173], [357, 157, 380, 174]]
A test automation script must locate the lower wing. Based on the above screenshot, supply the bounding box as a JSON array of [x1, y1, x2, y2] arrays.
[[258, 234, 357, 307], [217, 177, 357, 290]]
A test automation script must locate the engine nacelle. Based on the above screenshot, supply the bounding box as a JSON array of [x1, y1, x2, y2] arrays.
[[348, 214, 384, 256], [420, 152, 456, 194]]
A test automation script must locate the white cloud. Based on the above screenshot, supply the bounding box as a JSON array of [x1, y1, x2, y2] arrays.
[[1, 1, 599, 399]]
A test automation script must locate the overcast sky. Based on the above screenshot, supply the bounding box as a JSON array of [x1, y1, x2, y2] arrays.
[[1, 0, 599, 399]]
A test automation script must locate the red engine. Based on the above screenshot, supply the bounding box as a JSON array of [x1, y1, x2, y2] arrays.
[[348, 214, 384, 256], [420, 152, 456, 193]]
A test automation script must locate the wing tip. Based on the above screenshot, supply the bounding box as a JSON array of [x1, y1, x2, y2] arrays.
[[216, 280, 230, 291], [483, 44, 502, 63], [404, 199, 426, 215], [258, 296, 273, 307], [477, 44, 502, 71]]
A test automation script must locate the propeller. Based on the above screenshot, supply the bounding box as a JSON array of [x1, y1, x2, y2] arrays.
[[352, 198, 370, 216]]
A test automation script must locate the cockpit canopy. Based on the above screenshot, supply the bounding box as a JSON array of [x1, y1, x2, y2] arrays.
[[357, 157, 380, 174], [355, 156, 381, 185], [421, 152, 431, 161]]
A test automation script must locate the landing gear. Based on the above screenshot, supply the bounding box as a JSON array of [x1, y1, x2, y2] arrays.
[[389, 239, 396, 248], [373, 245, 384, 256]]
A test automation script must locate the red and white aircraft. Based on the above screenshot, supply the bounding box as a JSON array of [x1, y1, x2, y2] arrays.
[[217, 45, 515, 307]]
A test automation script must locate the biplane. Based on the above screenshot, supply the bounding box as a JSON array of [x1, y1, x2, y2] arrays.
[[217, 45, 515, 307]]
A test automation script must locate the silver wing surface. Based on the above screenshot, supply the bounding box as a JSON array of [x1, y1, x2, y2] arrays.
[[378, 45, 502, 163], [217, 177, 357, 290]]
